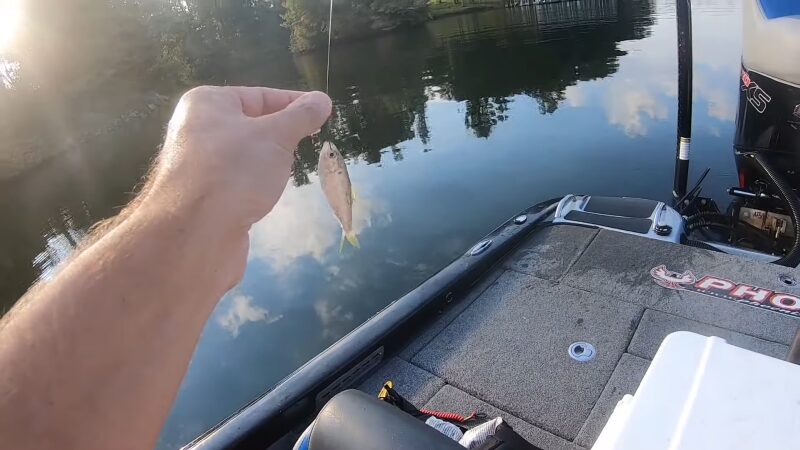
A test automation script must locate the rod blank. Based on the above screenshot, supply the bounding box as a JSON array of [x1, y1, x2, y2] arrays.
[[674, 0, 693, 199]]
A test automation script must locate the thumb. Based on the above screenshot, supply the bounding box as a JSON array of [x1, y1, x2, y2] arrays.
[[258, 91, 332, 150]]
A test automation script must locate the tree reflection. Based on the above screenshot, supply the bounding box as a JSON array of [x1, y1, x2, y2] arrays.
[[283, 0, 429, 52], [290, 0, 655, 182], [0, 0, 653, 183], [415, 103, 431, 145]]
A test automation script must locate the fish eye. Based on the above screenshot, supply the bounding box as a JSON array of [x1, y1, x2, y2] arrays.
[[329, 152, 335, 158]]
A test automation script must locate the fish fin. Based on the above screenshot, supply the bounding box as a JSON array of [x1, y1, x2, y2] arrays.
[[345, 231, 361, 249], [352, 188, 358, 202]]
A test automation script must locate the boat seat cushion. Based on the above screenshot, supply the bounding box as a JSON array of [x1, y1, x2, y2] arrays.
[[308, 390, 464, 450]]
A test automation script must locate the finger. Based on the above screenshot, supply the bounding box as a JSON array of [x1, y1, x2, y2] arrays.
[[257, 91, 332, 150], [227, 86, 309, 117]]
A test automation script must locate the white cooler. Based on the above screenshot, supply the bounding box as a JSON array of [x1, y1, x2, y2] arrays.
[[592, 331, 800, 450]]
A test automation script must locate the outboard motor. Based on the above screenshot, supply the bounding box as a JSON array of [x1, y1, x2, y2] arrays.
[[735, 0, 800, 167], [728, 0, 800, 265]]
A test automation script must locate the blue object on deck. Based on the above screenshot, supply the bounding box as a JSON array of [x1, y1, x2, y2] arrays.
[[758, 0, 800, 19]]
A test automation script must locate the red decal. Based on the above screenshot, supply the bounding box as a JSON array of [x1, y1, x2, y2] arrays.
[[770, 294, 800, 312], [696, 276, 734, 291], [650, 265, 695, 290], [651, 266, 800, 318], [730, 285, 772, 303], [741, 70, 772, 113]]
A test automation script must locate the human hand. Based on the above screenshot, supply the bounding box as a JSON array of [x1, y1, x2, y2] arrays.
[[147, 86, 332, 231]]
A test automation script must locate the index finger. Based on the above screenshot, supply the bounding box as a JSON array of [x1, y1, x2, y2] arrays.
[[227, 86, 309, 118]]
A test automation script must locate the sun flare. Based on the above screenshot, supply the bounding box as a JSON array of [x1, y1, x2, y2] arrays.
[[0, 0, 22, 53]]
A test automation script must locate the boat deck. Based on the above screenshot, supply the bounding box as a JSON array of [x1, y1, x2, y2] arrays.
[[357, 224, 800, 449]]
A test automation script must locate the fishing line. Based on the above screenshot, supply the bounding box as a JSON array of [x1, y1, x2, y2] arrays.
[[314, 0, 334, 146], [325, 0, 334, 94]]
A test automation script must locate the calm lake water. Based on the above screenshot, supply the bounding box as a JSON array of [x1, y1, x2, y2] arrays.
[[0, 0, 743, 448]]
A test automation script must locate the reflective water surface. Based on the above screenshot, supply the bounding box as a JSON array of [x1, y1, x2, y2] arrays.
[[0, 0, 742, 448]]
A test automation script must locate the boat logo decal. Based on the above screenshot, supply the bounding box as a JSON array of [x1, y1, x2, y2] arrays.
[[741, 70, 771, 114], [650, 265, 800, 317], [650, 265, 696, 290]]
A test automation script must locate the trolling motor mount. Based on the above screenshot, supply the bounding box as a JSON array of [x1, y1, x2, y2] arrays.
[[553, 195, 684, 243]]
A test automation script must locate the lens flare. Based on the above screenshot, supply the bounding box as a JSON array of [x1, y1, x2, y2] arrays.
[[0, 0, 22, 54]]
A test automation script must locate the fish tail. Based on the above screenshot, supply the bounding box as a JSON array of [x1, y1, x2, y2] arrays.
[[344, 231, 361, 249]]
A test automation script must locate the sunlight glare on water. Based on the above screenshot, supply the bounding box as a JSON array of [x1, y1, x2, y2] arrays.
[[0, 0, 22, 53]]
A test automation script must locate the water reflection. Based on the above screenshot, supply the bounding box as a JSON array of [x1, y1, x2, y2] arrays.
[[289, 0, 656, 184], [248, 182, 389, 270], [606, 83, 669, 137], [217, 294, 283, 339], [0, 0, 745, 448], [32, 210, 85, 281]]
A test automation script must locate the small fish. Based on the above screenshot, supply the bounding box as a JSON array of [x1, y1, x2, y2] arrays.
[[319, 141, 360, 249]]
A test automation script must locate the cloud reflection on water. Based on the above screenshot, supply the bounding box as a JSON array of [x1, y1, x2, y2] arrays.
[[248, 176, 389, 271], [314, 298, 355, 339], [605, 82, 669, 137], [593, 1, 741, 137], [217, 294, 282, 338], [563, 84, 587, 108]]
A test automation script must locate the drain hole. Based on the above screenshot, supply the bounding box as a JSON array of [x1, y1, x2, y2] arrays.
[[779, 274, 797, 286], [568, 342, 595, 362]]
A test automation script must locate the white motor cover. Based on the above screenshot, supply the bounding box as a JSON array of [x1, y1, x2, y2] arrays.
[[742, 0, 800, 85]]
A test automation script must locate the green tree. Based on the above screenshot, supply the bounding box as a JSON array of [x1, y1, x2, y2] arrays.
[[282, 0, 428, 52], [283, 0, 334, 52]]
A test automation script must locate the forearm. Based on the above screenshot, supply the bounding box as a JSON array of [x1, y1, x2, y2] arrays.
[[0, 85, 331, 450], [0, 193, 246, 450]]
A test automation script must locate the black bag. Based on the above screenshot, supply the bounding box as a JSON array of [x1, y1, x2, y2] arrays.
[[378, 381, 543, 450], [474, 421, 542, 450]]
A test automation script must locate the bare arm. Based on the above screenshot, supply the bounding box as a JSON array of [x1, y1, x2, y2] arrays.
[[0, 86, 332, 450]]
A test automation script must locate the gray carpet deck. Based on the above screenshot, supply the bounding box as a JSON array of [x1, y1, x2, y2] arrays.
[[357, 224, 800, 449], [503, 225, 598, 282], [628, 309, 788, 360], [358, 357, 444, 406], [562, 229, 800, 343], [574, 353, 648, 448], [398, 268, 506, 361], [411, 273, 642, 439]]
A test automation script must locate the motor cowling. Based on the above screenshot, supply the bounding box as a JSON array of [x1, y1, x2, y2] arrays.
[[735, 0, 800, 185]]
